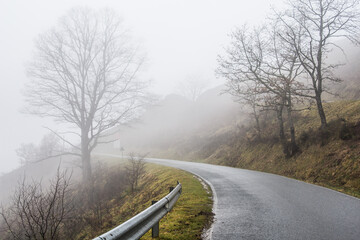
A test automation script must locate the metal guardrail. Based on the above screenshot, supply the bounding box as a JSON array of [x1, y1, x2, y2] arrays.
[[93, 182, 182, 240]]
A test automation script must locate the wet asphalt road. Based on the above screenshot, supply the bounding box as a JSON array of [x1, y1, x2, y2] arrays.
[[97, 154, 360, 239], [142, 158, 360, 240]]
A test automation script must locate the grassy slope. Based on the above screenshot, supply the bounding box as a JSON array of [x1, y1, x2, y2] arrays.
[[80, 160, 213, 239], [205, 100, 360, 197]]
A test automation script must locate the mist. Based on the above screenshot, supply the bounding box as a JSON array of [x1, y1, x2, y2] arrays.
[[0, 0, 358, 188], [0, 0, 285, 175], [95, 85, 247, 156]]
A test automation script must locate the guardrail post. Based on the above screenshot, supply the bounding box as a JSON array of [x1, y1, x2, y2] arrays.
[[169, 186, 174, 192], [151, 200, 159, 238]]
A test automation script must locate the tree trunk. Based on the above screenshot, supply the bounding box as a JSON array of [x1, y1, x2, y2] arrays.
[[81, 132, 92, 184], [316, 37, 327, 130], [286, 97, 299, 156], [315, 92, 327, 129], [277, 104, 290, 158], [81, 131, 94, 203], [253, 105, 261, 140]]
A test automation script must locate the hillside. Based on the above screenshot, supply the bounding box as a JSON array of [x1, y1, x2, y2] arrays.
[[161, 100, 360, 197], [201, 100, 360, 197], [101, 90, 360, 197]]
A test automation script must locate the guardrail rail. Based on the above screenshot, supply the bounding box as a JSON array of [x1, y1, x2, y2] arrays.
[[93, 182, 182, 240]]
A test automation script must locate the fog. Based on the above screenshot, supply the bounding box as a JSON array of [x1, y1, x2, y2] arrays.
[[95, 85, 248, 157], [0, 0, 286, 174]]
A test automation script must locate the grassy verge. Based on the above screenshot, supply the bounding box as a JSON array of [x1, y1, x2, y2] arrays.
[[86, 158, 213, 239], [140, 165, 213, 240]]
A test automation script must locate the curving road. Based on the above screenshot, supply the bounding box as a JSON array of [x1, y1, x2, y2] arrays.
[[145, 158, 360, 240], [100, 155, 360, 240]]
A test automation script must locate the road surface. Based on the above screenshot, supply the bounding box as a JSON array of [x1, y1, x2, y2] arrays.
[[101, 155, 360, 240]]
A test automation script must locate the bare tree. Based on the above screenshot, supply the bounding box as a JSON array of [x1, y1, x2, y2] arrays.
[[218, 24, 303, 156], [226, 81, 264, 140], [25, 8, 149, 183], [277, 0, 360, 129], [0, 169, 74, 240], [266, 21, 304, 155], [125, 153, 146, 193], [15, 133, 62, 166]]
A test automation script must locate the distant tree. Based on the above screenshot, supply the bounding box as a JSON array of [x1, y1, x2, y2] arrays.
[[25, 8, 149, 183], [277, 0, 360, 129], [16, 133, 64, 166]]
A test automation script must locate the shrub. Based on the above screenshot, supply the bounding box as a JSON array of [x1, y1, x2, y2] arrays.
[[125, 153, 146, 193], [0, 169, 76, 240], [339, 123, 353, 140]]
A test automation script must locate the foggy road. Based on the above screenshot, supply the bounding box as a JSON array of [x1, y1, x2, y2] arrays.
[[100, 155, 360, 240], [145, 158, 360, 240]]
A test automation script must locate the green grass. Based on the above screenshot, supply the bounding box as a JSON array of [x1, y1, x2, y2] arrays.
[[84, 158, 213, 239], [140, 165, 213, 240]]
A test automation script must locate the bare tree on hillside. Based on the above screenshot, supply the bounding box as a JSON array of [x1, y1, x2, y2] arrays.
[[277, 0, 360, 129], [16, 133, 62, 166], [218, 24, 303, 156], [25, 8, 149, 183]]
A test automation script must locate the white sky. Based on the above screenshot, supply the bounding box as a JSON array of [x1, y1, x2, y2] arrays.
[[0, 0, 283, 173]]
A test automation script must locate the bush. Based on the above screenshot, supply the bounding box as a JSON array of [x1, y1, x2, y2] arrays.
[[125, 153, 146, 193], [339, 123, 353, 140], [299, 131, 308, 144], [0, 169, 76, 240]]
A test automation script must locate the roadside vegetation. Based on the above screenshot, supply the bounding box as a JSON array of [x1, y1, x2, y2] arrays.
[[0, 157, 213, 240], [79, 160, 213, 239]]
